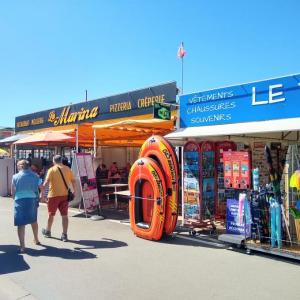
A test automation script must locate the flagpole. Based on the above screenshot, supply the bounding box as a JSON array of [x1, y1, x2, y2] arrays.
[[178, 41, 185, 95], [181, 56, 184, 94]]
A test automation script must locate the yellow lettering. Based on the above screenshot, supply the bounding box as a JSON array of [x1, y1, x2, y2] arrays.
[[78, 108, 87, 121], [17, 120, 30, 128], [31, 117, 44, 125], [90, 107, 99, 118], [67, 112, 77, 123], [109, 102, 131, 113]]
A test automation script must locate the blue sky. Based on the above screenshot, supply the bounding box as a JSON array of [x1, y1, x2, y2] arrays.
[[1, 0, 299, 127]]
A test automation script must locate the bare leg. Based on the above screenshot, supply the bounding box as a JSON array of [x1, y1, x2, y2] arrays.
[[62, 216, 68, 235], [47, 215, 54, 232], [17, 225, 25, 251], [31, 222, 40, 244]]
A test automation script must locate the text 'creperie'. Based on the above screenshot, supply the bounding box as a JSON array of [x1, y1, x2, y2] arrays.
[[109, 94, 166, 113], [138, 94, 165, 108]]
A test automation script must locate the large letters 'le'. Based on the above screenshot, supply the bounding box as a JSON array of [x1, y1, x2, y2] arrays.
[[252, 84, 285, 106]]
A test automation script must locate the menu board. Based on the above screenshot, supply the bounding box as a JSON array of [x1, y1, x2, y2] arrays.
[[74, 153, 99, 212], [84, 155, 95, 179], [77, 155, 87, 177]]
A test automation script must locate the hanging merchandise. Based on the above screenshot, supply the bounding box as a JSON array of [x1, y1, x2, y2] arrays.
[[252, 168, 260, 191], [269, 197, 282, 249], [200, 141, 216, 219], [264, 145, 292, 246], [252, 142, 270, 187], [264, 145, 281, 201], [290, 170, 300, 190], [250, 191, 270, 243], [183, 141, 201, 221]]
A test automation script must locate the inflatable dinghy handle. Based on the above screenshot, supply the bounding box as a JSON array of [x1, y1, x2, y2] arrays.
[[156, 198, 161, 205], [137, 160, 145, 166]]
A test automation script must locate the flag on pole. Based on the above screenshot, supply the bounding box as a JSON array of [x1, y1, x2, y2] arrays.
[[177, 42, 186, 59]]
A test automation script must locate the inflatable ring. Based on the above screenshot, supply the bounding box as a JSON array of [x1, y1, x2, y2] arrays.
[[139, 135, 179, 235], [129, 157, 167, 241]]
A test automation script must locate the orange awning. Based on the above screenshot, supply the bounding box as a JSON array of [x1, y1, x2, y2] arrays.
[[92, 115, 176, 146]]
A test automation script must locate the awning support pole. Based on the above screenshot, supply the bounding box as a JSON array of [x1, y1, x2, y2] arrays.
[[93, 128, 97, 158], [180, 146, 185, 226], [76, 126, 79, 153]]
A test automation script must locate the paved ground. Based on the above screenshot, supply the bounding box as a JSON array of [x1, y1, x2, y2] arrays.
[[0, 196, 300, 300]]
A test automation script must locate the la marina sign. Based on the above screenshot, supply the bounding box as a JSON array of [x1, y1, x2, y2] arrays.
[[15, 82, 177, 132]]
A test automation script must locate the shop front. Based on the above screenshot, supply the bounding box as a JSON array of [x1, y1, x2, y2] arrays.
[[166, 73, 300, 259], [14, 82, 177, 212], [14, 81, 177, 161]]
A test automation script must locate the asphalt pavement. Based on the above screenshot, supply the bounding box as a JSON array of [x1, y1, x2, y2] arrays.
[[0, 196, 300, 300]]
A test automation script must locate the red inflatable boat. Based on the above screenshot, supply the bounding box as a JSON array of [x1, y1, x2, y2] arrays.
[[139, 135, 179, 235], [128, 157, 167, 241]]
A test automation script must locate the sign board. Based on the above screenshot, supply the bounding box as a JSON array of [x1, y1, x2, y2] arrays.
[[72, 153, 100, 213], [180, 74, 300, 128], [153, 102, 171, 120], [15, 82, 177, 132], [226, 199, 251, 237]]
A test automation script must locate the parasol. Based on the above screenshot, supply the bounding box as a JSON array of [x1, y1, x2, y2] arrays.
[[14, 131, 75, 145]]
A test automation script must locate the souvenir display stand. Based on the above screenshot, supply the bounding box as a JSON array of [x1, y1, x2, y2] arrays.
[[215, 141, 237, 218], [199, 141, 216, 219], [167, 73, 300, 260], [183, 141, 201, 223]]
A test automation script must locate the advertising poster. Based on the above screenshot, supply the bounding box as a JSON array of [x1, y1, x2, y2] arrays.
[[226, 199, 251, 237], [75, 153, 99, 212]]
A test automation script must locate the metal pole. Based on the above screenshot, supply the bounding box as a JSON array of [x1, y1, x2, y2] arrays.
[[76, 126, 79, 153], [93, 128, 96, 158], [85, 90, 88, 102], [181, 146, 185, 226], [181, 56, 184, 94]]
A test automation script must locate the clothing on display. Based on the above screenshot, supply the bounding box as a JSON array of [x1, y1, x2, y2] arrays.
[[269, 197, 282, 248]]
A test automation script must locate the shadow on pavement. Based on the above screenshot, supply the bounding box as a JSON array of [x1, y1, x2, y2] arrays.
[[25, 244, 97, 260], [160, 235, 226, 249], [50, 237, 128, 250], [0, 245, 30, 275], [71, 209, 129, 222]]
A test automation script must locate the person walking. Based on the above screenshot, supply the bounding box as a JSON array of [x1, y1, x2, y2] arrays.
[[41, 155, 76, 242], [11, 160, 43, 253]]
